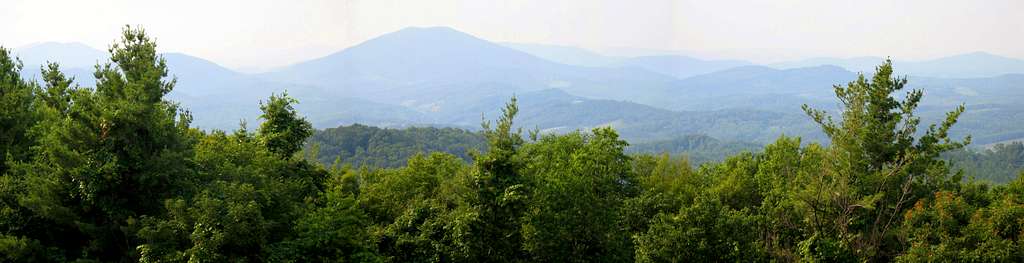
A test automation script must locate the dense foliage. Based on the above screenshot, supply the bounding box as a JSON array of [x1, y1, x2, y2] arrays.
[[2, 28, 1023, 262]]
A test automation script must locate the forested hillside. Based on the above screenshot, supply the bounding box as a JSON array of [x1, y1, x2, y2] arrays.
[[305, 125, 762, 168], [628, 134, 761, 164], [946, 142, 1024, 184], [3, 27, 1024, 262], [307, 124, 487, 168]]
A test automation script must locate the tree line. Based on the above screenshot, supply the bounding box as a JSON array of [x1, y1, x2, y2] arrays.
[[2, 27, 1024, 262], [307, 123, 1023, 185]]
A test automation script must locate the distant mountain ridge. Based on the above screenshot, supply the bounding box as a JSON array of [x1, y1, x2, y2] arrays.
[[503, 43, 755, 79], [773, 52, 1024, 78], [613, 55, 752, 79], [10, 27, 1024, 146]]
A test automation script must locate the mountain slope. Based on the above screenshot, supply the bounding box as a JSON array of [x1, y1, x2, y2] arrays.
[[502, 42, 622, 67], [614, 55, 752, 79], [260, 27, 682, 110], [161, 53, 427, 130]]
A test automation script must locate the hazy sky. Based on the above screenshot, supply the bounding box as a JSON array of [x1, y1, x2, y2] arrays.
[[3, 0, 1022, 71]]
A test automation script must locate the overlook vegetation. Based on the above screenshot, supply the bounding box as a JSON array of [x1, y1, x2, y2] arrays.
[[2, 27, 1024, 262]]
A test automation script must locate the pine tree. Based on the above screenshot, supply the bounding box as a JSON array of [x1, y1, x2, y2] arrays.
[[800, 59, 969, 260], [17, 26, 195, 261]]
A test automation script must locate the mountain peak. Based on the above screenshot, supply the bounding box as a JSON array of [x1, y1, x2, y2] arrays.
[[269, 24, 559, 86], [371, 26, 482, 44], [13, 41, 108, 69], [395, 26, 464, 34]]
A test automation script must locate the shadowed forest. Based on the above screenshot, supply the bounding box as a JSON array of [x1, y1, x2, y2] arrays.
[[2, 27, 1024, 262]]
